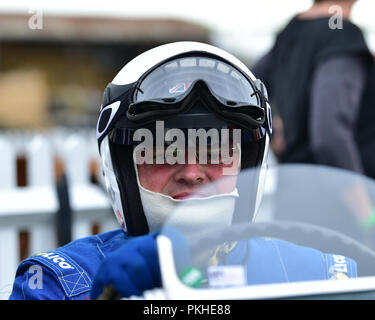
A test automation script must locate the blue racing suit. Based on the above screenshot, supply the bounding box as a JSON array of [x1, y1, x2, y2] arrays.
[[9, 228, 357, 300], [9, 229, 128, 300], [214, 238, 357, 285]]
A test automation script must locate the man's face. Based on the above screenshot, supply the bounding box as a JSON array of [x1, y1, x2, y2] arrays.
[[137, 148, 240, 199]]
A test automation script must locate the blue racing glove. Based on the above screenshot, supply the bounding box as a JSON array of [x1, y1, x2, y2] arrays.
[[90, 231, 161, 299]]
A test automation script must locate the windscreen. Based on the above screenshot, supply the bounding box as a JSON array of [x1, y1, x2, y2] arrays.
[[160, 164, 375, 298]]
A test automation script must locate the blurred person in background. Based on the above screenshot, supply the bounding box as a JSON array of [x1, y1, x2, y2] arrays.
[[253, 0, 375, 232], [252, 0, 375, 179]]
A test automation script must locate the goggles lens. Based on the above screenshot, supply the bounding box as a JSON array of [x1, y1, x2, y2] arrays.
[[133, 56, 259, 107]]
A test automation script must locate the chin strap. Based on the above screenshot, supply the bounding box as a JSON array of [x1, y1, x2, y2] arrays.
[[110, 143, 150, 236]]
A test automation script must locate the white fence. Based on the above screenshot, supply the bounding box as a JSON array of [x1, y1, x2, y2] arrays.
[[0, 128, 117, 299]]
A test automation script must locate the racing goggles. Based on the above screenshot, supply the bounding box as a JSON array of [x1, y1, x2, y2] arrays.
[[127, 55, 271, 134]]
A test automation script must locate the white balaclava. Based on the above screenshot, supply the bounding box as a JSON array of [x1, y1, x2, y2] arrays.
[[134, 163, 239, 233]]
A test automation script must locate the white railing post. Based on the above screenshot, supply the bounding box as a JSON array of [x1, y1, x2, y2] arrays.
[[0, 136, 16, 188], [0, 136, 19, 300], [27, 134, 55, 187], [63, 134, 92, 239], [27, 134, 57, 255], [0, 227, 18, 300], [63, 133, 91, 186]]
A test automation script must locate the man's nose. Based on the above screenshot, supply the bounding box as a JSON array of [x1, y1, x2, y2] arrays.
[[173, 164, 206, 185]]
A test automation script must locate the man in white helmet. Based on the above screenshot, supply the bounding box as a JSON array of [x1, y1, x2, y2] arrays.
[[9, 42, 356, 300]]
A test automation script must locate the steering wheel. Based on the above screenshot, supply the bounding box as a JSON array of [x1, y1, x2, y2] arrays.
[[188, 220, 375, 277]]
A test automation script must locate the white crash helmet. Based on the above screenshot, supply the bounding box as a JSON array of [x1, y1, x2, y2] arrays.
[[96, 41, 272, 235]]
